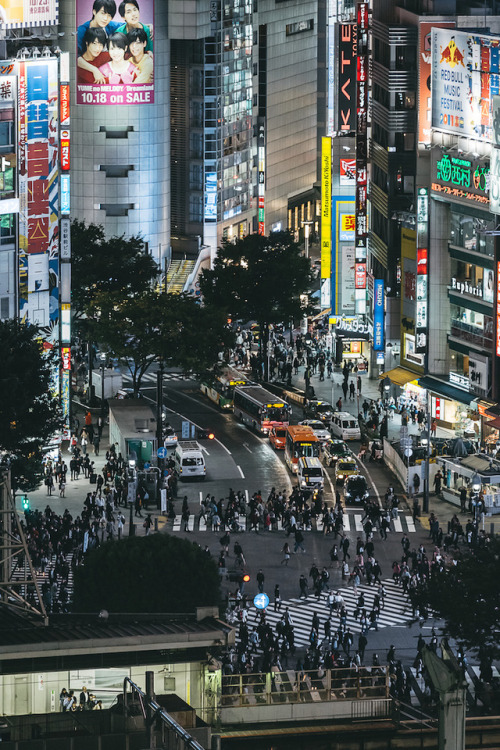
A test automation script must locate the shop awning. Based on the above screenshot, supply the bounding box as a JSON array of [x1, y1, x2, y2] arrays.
[[418, 375, 476, 405], [311, 308, 331, 321], [378, 367, 419, 387], [486, 416, 500, 430]]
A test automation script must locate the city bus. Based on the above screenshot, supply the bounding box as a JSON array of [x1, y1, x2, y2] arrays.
[[200, 366, 251, 410], [233, 384, 291, 434], [284, 424, 321, 474]]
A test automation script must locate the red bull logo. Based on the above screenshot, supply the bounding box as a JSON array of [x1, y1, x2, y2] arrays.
[[440, 36, 465, 67]]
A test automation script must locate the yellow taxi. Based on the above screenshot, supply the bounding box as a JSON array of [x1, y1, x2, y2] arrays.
[[335, 457, 358, 485]]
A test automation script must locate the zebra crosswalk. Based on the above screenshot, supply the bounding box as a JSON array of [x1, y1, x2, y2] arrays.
[[166, 510, 417, 534], [124, 371, 195, 386], [232, 578, 412, 648]]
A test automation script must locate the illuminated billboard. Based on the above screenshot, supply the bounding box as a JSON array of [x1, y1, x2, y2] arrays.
[[418, 21, 455, 146], [17, 58, 59, 344], [321, 137, 331, 282], [337, 22, 356, 133], [76, 0, 154, 105], [0, 0, 58, 28], [432, 28, 500, 142]]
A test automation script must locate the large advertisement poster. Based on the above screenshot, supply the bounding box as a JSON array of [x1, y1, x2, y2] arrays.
[[76, 0, 154, 105], [418, 21, 455, 146], [432, 28, 500, 142], [18, 58, 59, 345], [0, 0, 58, 28]]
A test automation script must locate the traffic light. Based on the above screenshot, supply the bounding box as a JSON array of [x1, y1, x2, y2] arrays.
[[242, 573, 250, 584], [21, 495, 29, 511], [207, 432, 215, 440]]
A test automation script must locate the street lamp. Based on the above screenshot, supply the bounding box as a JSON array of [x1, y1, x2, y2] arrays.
[[303, 220, 313, 259], [99, 352, 107, 421], [383, 376, 391, 417]]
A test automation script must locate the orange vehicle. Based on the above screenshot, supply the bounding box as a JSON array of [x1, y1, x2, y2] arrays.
[[284, 424, 320, 474], [269, 425, 287, 450]]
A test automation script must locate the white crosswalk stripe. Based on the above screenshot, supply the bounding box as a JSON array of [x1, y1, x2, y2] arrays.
[[167, 512, 417, 534], [124, 371, 194, 385], [235, 579, 412, 648]]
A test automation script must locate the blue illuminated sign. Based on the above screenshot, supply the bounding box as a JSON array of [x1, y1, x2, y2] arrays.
[[373, 278, 384, 351], [204, 172, 217, 221], [61, 174, 70, 214]]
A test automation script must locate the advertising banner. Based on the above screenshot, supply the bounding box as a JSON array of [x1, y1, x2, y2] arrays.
[[373, 279, 384, 351], [321, 136, 331, 280], [339, 157, 355, 185], [341, 244, 355, 313], [337, 22, 356, 133], [418, 21, 455, 146], [432, 28, 500, 142], [76, 0, 154, 105], [1, 0, 58, 28], [17, 58, 59, 343]]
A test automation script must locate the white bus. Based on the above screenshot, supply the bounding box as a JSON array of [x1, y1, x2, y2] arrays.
[[233, 384, 291, 434]]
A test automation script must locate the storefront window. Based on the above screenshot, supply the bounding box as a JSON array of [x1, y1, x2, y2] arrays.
[[450, 304, 494, 347]]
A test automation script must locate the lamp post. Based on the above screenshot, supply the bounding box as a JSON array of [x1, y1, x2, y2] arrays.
[[383, 376, 391, 418], [99, 352, 107, 421], [128, 459, 137, 537], [471, 472, 481, 522], [303, 220, 313, 259]]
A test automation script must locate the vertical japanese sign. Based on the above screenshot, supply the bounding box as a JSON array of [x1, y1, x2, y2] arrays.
[[373, 279, 384, 351], [258, 119, 265, 234], [321, 137, 332, 296], [337, 22, 357, 133], [76, 0, 154, 105], [355, 1, 368, 315], [415, 187, 429, 353], [18, 59, 59, 347]]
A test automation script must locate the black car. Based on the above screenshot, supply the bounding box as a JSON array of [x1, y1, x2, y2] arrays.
[[303, 400, 334, 424], [344, 474, 370, 505]]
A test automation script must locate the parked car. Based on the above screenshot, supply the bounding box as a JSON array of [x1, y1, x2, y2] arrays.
[[322, 439, 351, 467], [299, 419, 331, 443], [344, 474, 370, 505]]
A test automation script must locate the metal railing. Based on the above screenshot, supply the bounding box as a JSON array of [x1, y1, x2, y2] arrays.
[[221, 666, 389, 707]]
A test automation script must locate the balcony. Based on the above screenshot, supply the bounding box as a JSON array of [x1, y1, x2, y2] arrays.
[[450, 320, 493, 349], [220, 666, 391, 725]]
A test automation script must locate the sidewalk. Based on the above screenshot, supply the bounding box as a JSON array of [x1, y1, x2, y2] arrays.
[[23, 404, 164, 536], [281, 363, 500, 534]]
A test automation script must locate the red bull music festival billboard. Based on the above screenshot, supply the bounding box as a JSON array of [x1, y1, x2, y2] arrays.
[[432, 28, 500, 142]]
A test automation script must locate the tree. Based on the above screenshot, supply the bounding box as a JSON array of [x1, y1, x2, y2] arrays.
[[72, 534, 220, 614], [417, 539, 500, 660], [199, 232, 315, 377], [0, 320, 62, 491], [71, 220, 158, 323], [96, 290, 234, 394]]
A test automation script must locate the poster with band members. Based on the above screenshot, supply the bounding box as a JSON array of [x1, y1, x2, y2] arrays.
[[76, 0, 154, 105]]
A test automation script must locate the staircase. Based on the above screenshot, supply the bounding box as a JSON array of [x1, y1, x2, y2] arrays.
[[167, 259, 196, 294]]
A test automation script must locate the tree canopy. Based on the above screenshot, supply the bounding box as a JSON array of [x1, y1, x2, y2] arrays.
[[72, 534, 221, 614], [71, 220, 158, 324], [199, 232, 315, 375], [0, 320, 62, 490], [96, 290, 234, 393], [417, 538, 500, 659]]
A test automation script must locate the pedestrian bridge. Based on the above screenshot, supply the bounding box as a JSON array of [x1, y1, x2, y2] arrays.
[[219, 666, 391, 724]]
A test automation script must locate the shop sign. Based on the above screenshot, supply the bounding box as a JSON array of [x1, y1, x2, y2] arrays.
[[373, 279, 384, 351], [450, 277, 484, 297], [337, 23, 356, 132], [469, 355, 489, 394], [432, 151, 490, 206], [431, 396, 443, 419], [333, 316, 372, 336], [449, 372, 470, 390]]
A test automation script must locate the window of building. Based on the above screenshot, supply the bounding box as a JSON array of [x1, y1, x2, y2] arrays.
[[0, 165, 14, 196], [0, 213, 15, 244], [0, 121, 14, 153], [189, 194, 203, 223]]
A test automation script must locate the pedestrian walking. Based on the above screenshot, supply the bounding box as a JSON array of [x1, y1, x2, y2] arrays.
[[299, 574, 308, 599], [256, 569, 265, 593], [294, 528, 306, 554], [281, 541, 291, 565]]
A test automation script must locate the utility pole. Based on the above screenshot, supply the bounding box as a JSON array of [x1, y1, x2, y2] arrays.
[[0, 470, 48, 624]]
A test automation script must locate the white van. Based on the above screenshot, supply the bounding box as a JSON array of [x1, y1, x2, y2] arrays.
[[330, 412, 361, 441], [297, 457, 324, 492], [174, 441, 206, 480]]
